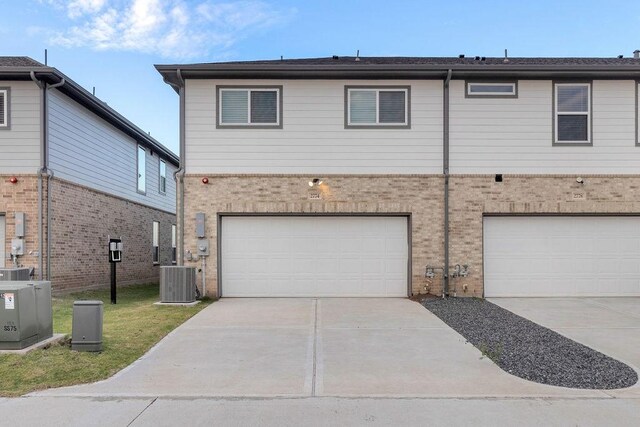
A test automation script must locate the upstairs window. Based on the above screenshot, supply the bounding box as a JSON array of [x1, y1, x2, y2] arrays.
[[159, 160, 167, 194], [137, 145, 146, 193], [152, 221, 159, 264], [0, 88, 8, 129], [218, 87, 282, 127], [554, 83, 591, 144], [346, 87, 410, 128], [466, 82, 517, 97]]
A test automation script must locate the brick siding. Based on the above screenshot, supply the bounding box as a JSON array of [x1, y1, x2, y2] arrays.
[[449, 175, 640, 297], [182, 174, 640, 298], [0, 174, 45, 274], [50, 178, 176, 293], [182, 175, 445, 297]]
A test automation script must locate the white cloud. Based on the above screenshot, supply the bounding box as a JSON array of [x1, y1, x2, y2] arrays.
[[40, 0, 295, 59], [67, 0, 108, 18]]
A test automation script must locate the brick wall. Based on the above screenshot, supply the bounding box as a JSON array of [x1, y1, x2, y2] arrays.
[[182, 174, 640, 298], [449, 175, 640, 297], [50, 178, 176, 293], [0, 174, 46, 274], [182, 175, 445, 297]]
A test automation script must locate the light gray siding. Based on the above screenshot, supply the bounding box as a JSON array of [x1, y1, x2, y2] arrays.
[[48, 89, 176, 213], [450, 79, 639, 174], [185, 79, 443, 174], [0, 81, 41, 173]]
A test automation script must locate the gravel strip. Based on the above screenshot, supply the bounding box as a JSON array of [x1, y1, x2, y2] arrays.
[[422, 297, 638, 390]]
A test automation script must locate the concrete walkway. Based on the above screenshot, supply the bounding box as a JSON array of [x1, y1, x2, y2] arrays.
[[1, 297, 637, 425]]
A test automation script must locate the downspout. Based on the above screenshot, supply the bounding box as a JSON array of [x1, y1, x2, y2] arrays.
[[30, 72, 45, 280], [45, 78, 65, 280], [165, 70, 185, 266], [33, 76, 66, 280], [443, 69, 452, 298]]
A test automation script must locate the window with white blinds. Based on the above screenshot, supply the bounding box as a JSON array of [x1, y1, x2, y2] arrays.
[[159, 160, 166, 194], [0, 88, 8, 128], [346, 87, 409, 127], [137, 145, 146, 193], [466, 82, 517, 97], [218, 87, 281, 127], [554, 83, 591, 144]]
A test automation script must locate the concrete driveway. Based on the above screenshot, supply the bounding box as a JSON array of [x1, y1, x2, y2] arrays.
[[35, 298, 617, 398], [490, 297, 640, 399]]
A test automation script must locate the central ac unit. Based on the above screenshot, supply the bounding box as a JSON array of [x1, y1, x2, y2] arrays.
[[0, 268, 32, 281], [160, 266, 197, 303]]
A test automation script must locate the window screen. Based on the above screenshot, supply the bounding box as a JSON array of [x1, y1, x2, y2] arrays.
[[250, 91, 278, 123], [347, 88, 408, 126], [0, 90, 6, 127], [379, 91, 406, 123], [555, 84, 590, 143], [219, 88, 280, 126]]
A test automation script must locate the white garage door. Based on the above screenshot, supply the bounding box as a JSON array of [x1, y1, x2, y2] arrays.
[[221, 216, 409, 297], [484, 216, 640, 297]]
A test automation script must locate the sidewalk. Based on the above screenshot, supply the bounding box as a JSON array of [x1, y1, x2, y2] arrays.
[[2, 396, 639, 426]]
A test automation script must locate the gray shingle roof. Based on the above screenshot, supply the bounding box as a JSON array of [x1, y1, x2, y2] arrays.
[[0, 56, 45, 67], [186, 56, 640, 67]]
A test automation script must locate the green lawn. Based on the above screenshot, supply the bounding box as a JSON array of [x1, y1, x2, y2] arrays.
[[0, 283, 212, 397]]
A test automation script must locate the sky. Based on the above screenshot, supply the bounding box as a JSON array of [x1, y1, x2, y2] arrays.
[[2, 0, 640, 155]]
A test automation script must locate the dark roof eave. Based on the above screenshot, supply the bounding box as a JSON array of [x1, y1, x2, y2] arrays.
[[156, 63, 640, 86], [1, 68, 178, 166]]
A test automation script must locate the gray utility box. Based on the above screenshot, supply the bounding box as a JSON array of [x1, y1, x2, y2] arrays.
[[72, 301, 103, 352], [0, 268, 31, 281], [160, 266, 197, 303], [0, 281, 52, 350]]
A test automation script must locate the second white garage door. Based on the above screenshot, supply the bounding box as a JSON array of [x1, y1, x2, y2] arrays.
[[484, 216, 640, 297], [220, 216, 409, 297]]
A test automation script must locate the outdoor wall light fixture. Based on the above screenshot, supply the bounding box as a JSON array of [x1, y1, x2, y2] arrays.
[[202, 177, 209, 184], [576, 177, 584, 184], [308, 178, 323, 187], [9, 176, 18, 184]]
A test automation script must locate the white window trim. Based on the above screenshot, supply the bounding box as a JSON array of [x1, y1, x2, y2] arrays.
[[159, 159, 166, 194], [0, 88, 8, 129], [554, 83, 591, 144], [466, 82, 517, 97], [218, 87, 281, 127], [346, 87, 409, 127]]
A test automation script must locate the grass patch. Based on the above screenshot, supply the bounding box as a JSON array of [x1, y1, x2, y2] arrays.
[[0, 283, 212, 397]]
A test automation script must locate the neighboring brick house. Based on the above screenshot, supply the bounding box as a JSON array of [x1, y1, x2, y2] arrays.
[[156, 55, 640, 299], [0, 57, 178, 293]]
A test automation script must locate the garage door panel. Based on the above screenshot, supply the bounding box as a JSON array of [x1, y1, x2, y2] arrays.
[[362, 238, 386, 253], [362, 259, 385, 274], [221, 216, 408, 297], [484, 216, 640, 297]]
